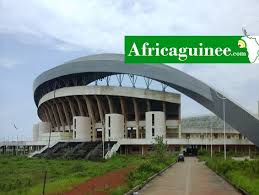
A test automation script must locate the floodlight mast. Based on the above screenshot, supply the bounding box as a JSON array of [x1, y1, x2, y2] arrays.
[[216, 92, 227, 160], [42, 82, 57, 195], [210, 117, 213, 158]]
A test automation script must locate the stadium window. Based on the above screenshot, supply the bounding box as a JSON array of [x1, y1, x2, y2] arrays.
[[108, 129, 111, 137], [152, 128, 155, 136], [152, 114, 155, 126], [74, 118, 76, 129], [108, 116, 111, 128]]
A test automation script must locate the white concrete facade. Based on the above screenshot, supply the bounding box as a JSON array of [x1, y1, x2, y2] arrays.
[[145, 111, 166, 139], [105, 114, 124, 141], [73, 116, 92, 141], [38, 122, 51, 141], [32, 124, 39, 142], [38, 132, 73, 142], [38, 86, 180, 107], [29, 85, 256, 153]]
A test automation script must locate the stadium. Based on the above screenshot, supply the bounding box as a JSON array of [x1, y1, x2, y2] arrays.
[[1, 53, 259, 159]]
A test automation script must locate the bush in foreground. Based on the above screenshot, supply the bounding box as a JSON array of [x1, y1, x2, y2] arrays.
[[127, 136, 176, 189], [200, 155, 259, 195]]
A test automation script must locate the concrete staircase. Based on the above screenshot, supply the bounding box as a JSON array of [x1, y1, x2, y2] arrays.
[[28, 141, 59, 158], [31, 141, 117, 160], [105, 141, 121, 159]]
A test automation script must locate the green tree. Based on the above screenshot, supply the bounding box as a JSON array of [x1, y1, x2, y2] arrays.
[[153, 136, 168, 161]]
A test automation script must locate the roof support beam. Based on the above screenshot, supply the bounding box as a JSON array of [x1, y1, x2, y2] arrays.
[[66, 97, 76, 117], [44, 103, 56, 130], [59, 98, 71, 131], [54, 100, 66, 132], [42, 106, 52, 128], [133, 98, 139, 139], [120, 97, 127, 138], [147, 99, 151, 111], [74, 96, 85, 116], [83, 96, 96, 140], [95, 95, 104, 123], [49, 101, 61, 131], [83, 96, 96, 124], [106, 95, 114, 113]]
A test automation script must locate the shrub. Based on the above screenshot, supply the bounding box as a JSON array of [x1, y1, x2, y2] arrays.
[[70, 163, 84, 172], [152, 136, 168, 162]]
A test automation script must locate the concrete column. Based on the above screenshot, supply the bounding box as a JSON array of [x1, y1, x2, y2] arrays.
[[38, 121, 51, 139], [83, 96, 96, 124], [95, 96, 104, 122], [106, 96, 114, 113], [100, 99, 108, 114], [95, 95, 105, 140], [49, 101, 61, 131], [32, 124, 39, 142], [105, 114, 124, 141], [120, 97, 127, 120], [42, 110, 48, 122], [54, 101, 66, 131], [74, 96, 85, 116], [83, 96, 96, 140], [42, 107, 51, 124], [162, 101, 166, 113], [73, 116, 91, 141], [44, 104, 56, 130], [38, 108, 46, 122], [59, 99, 71, 131], [133, 98, 139, 138], [147, 99, 151, 111], [120, 97, 127, 138], [66, 97, 76, 117], [145, 111, 166, 139], [178, 124, 182, 138]]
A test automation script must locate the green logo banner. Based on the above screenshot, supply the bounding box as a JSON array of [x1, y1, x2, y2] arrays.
[[124, 36, 259, 63]]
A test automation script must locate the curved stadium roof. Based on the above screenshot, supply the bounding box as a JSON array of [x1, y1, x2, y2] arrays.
[[33, 53, 259, 146]]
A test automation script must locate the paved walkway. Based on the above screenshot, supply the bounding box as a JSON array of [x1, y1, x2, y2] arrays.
[[138, 157, 240, 195]]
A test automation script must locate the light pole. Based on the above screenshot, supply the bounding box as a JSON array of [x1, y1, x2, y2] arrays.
[[216, 92, 227, 160], [210, 116, 213, 158], [205, 127, 208, 152], [13, 123, 19, 156], [102, 120, 105, 159], [43, 82, 57, 195]]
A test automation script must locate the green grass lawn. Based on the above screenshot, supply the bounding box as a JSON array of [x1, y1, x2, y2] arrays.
[[0, 154, 176, 195], [111, 154, 176, 195], [0, 137, 176, 195], [199, 154, 259, 195], [0, 155, 145, 195]]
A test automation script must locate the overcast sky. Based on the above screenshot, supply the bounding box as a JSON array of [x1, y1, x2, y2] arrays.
[[0, 0, 259, 140]]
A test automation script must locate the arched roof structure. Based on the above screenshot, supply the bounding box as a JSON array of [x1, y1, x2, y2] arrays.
[[33, 53, 259, 146]]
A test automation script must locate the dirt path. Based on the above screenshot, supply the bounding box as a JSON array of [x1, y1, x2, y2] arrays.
[[64, 167, 131, 195]]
